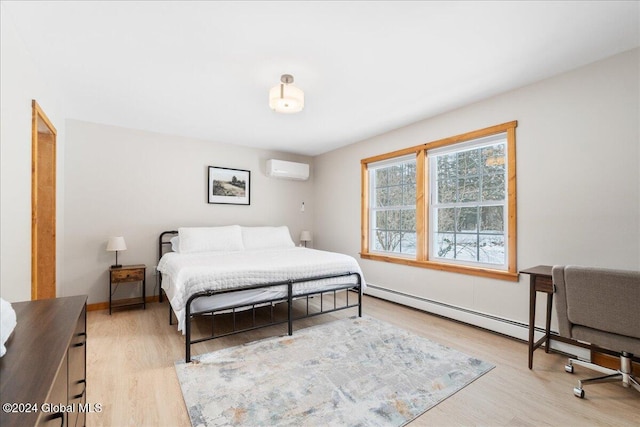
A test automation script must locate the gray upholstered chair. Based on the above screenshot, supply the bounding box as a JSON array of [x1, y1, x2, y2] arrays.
[[552, 265, 640, 398]]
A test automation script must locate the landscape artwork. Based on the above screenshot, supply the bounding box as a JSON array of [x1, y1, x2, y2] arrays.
[[208, 166, 250, 205]]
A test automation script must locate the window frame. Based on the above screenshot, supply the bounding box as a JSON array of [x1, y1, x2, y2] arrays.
[[360, 121, 518, 281]]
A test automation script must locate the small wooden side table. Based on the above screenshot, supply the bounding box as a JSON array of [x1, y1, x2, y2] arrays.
[[109, 264, 146, 314]]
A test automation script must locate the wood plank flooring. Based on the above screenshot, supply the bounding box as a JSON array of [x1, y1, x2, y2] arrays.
[[86, 296, 639, 426]]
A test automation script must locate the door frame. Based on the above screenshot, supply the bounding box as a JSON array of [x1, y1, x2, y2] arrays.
[[31, 100, 57, 300]]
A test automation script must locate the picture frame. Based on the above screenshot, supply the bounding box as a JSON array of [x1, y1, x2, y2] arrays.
[[207, 166, 250, 205]]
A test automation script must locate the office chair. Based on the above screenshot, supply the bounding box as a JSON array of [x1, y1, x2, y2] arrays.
[[552, 265, 640, 398]]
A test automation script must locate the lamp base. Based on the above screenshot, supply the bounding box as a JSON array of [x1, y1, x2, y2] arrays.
[[111, 264, 122, 269]]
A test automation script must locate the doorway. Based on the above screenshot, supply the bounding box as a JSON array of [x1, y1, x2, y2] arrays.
[[31, 100, 57, 300]]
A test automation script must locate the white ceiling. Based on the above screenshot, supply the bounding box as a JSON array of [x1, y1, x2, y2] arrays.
[[3, 1, 639, 156]]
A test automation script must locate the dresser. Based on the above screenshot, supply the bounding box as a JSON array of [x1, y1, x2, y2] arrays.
[[0, 295, 87, 427]]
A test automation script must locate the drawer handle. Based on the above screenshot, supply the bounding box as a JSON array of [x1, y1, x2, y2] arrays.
[[73, 380, 86, 399], [47, 412, 64, 426], [73, 341, 86, 348]]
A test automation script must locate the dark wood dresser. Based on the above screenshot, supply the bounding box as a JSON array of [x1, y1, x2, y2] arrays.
[[0, 295, 87, 427]]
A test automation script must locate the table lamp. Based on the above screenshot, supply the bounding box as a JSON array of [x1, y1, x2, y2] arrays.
[[300, 230, 312, 248], [106, 236, 127, 268]]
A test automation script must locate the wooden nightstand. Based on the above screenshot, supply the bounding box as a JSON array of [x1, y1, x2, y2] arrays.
[[109, 264, 146, 314]]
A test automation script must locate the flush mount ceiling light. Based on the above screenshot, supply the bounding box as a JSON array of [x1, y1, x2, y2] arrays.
[[269, 74, 304, 114]]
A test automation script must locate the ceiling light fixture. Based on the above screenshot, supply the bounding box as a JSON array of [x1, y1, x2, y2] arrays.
[[269, 74, 304, 114]]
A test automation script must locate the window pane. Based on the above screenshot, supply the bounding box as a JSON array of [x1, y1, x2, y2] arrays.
[[374, 210, 387, 229], [437, 154, 457, 180], [388, 165, 403, 185], [403, 183, 415, 205], [456, 207, 478, 232], [482, 173, 505, 201], [438, 179, 457, 203], [373, 230, 387, 251], [375, 187, 389, 207], [436, 208, 455, 232], [388, 185, 403, 206], [402, 209, 416, 231], [458, 176, 480, 202], [480, 206, 504, 232], [457, 149, 480, 176], [404, 162, 416, 184], [375, 168, 388, 186], [482, 144, 506, 174], [478, 234, 505, 264], [387, 230, 402, 252], [435, 233, 456, 259], [401, 232, 417, 254], [388, 209, 401, 229], [454, 234, 478, 261]]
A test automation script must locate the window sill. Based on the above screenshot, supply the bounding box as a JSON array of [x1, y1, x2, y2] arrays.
[[359, 252, 519, 282]]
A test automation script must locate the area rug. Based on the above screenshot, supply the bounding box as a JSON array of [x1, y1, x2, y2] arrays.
[[175, 315, 494, 427]]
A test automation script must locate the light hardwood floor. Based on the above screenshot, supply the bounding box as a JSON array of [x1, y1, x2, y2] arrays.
[[86, 296, 639, 426]]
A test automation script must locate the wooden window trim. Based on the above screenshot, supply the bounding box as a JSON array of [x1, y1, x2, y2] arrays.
[[361, 121, 518, 281]]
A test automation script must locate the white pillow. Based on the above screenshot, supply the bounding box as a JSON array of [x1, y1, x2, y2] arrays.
[[178, 226, 244, 253], [242, 226, 295, 250], [170, 236, 180, 253]]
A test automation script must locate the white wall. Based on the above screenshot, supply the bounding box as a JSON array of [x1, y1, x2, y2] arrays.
[[0, 4, 67, 302], [313, 48, 640, 338], [63, 120, 314, 304]]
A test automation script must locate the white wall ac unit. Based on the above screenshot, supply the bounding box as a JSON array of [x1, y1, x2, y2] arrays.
[[266, 159, 310, 181]]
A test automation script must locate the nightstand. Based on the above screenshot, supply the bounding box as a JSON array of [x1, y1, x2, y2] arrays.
[[109, 264, 146, 314]]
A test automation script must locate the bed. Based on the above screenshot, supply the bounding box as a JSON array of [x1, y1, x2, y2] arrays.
[[157, 225, 365, 362]]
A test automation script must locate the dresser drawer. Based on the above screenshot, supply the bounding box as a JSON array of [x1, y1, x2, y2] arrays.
[[111, 268, 145, 282]]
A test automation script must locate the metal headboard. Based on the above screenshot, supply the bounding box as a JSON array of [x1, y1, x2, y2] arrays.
[[157, 230, 178, 302], [158, 230, 178, 263]]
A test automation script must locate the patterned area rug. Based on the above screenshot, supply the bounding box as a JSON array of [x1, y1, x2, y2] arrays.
[[175, 315, 494, 426]]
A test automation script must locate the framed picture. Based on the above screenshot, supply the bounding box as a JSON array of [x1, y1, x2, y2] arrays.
[[208, 166, 250, 205]]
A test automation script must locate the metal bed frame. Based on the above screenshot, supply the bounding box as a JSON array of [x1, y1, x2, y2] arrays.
[[158, 230, 363, 362]]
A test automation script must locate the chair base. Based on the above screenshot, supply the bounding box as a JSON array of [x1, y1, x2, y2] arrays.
[[565, 352, 640, 398]]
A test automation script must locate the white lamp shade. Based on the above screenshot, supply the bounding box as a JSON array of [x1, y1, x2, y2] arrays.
[[106, 236, 127, 252], [300, 231, 312, 242], [269, 83, 304, 113]]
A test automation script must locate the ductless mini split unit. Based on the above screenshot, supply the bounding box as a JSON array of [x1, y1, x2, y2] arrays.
[[266, 159, 310, 181]]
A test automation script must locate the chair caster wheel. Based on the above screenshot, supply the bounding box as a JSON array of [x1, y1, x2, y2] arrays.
[[573, 387, 585, 398], [565, 364, 574, 373]]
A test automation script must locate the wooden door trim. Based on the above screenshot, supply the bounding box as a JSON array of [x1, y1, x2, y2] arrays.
[[31, 100, 57, 300]]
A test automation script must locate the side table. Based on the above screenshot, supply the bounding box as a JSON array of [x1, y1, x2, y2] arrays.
[[109, 264, 146, 314]]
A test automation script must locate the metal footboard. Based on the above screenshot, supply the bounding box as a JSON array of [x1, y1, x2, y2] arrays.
[[183, 272, 362, 362]]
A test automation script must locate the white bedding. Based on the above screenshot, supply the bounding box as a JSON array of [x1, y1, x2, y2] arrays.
[[157, 247, 365, 332]]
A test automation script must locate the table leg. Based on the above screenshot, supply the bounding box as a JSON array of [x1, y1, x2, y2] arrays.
[[528, 276, 537, 369], [544, 292, 553, 353]]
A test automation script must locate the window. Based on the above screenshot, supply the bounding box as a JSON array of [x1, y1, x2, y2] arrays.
[[369, 156, 417, 255], [360, 121, 517, 281]]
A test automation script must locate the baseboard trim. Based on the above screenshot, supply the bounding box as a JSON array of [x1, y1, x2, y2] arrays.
[[364, 283, 590, 360], [87, 295, 159, 312]]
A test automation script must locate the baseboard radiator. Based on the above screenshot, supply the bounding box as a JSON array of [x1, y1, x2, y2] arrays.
[[365, 283, 590, 360]]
